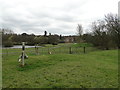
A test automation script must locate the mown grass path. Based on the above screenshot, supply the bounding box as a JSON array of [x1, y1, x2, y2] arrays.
[[2, 49, 118, 88]]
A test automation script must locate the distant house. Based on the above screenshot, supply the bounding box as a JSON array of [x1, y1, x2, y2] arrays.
[[64, 36, 78, 43]]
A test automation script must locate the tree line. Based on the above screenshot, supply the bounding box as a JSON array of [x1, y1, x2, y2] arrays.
[[1, 30, 65, 47]]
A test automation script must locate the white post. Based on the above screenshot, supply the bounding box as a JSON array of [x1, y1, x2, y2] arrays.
[[22, 42, 25, 66]]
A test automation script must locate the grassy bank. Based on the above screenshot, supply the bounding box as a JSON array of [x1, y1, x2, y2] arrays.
[[2, 48, 118, 88]]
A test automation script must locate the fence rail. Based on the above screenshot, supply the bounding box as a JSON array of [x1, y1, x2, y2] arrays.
[[2, 46, 97, 56]]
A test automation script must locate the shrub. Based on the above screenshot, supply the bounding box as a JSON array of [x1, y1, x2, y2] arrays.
[[3, 41, 13, 47], [52, 43, 58, 45]]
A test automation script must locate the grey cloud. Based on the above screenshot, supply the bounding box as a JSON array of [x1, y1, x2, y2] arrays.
[[0, 0, 117, 35], [0, 0, 81, 35], [46, 27, 75, 35], [53, 15, 77, 22]]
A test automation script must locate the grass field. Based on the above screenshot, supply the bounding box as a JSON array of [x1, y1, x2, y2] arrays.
[[2, 44, 118, 88]]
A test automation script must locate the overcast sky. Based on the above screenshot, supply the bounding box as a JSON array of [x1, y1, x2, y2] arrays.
[[0, 0, 119, 35]]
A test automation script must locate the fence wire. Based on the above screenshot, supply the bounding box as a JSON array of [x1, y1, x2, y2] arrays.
[[2, 46, 97, 57]]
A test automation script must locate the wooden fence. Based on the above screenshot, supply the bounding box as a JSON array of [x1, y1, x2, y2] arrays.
[[2, 46, 97, 56]]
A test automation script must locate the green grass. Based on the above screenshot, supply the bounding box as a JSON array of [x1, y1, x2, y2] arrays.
[[2, 49, 118, 88], [72, 43, 93, 47]]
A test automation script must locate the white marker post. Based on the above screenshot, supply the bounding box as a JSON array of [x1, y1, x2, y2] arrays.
[[22, 42, 25, 66], [18, 42, 28, 66]]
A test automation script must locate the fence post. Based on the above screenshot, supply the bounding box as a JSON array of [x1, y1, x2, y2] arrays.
[[22, 42, 25, 66], [18, 42, 28, 67], [6, 48, 8, 56], [42, 48, 43, 55], [37, 45, 39, 55], [76, 47, 77, 54], [22, 51, 24, 66], [59, 47, 61, 54], [48, 47, 50, 54], [83, 47, 86, 53], [69, 47, 72, 54], [35, 44, 39, 55]]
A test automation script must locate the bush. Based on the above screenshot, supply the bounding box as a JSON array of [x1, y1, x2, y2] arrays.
[[59, 41, 65, 43], [3, 41, 13, 47], [52, 43, 58, 45]]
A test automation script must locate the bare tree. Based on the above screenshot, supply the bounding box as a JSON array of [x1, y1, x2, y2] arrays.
[[44, 31, 47, 37], [82, 13, 119, 49], [2, 28, 14, 35], [77, 24, 83, 36], [105, 13, 120, 49], [77, 24, 83, 43], [2, 28, 14, 47], [90, 20, 111, 49]]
